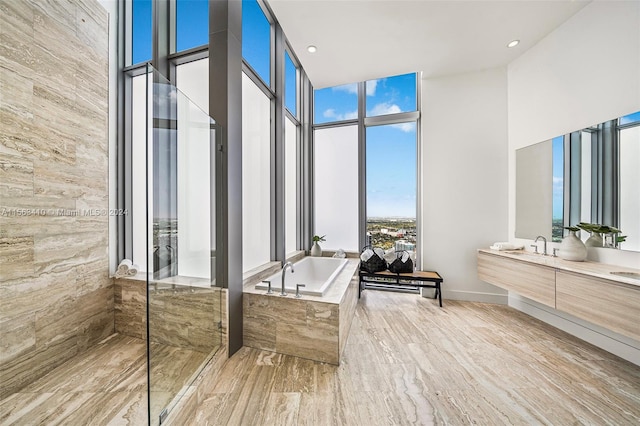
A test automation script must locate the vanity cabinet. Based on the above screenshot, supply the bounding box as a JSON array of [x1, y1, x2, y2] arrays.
[[477, 251, 556, 307], [556, 271, 640, 342], [478, 249, 640, 344]]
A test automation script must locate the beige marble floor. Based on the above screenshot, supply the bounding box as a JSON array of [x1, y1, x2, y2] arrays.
[[3, 293, 640, 425], [189, 291, 640, 425], [0, 333, 209, 425]]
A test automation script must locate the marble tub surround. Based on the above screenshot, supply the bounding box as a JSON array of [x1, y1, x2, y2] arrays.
[[0, 0, 110, 399], [114, 277, 225, 353], [243, 258, 360, 364]]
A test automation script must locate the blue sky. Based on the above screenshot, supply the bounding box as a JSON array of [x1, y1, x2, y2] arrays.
[[552, 136, 564, 220], [134, 0, 418, 219], [132, 0, 210, 64], [315, 74, 418, 218]]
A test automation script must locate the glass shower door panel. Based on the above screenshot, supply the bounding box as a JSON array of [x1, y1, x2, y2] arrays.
[[147, 67, 221, 425]]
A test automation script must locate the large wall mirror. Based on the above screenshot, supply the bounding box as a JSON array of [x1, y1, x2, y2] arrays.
[[516, 110, 640, 252]]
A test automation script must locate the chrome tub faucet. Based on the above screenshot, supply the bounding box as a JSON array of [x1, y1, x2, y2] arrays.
[[281, 262, 294, 296]]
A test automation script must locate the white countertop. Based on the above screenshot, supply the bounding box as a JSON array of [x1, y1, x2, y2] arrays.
[[478, 248, 640, 289]]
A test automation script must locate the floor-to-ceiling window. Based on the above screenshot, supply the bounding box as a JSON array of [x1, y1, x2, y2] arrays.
[[314, 125, 360, 251], [120, 1, 314, 421], [313, 83, 360, 251], [242, 73, 272, 270], [284, 49, 300, 256], [124, 0, 309, 273], [364, 73, 418, 254], [241, 0, 306, 264], [313, 73, 420, 256], [241, 0, 273, 270]]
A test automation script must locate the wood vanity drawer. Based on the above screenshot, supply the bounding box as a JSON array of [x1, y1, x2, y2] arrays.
[[478, 252, 556, 307], [556, 271, 640, 342]]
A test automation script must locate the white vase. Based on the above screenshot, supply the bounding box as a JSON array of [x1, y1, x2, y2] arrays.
[[310, 242, 322, 257], [585, 232, 603, 248], [558, 230, 587, 261]]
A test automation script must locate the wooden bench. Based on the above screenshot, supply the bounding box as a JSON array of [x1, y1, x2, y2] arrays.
[[359, 269, 444, 307]]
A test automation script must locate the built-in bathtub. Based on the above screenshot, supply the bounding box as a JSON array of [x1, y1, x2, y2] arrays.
[[243, 256, 360, 365], [255, 257, 349, 296]]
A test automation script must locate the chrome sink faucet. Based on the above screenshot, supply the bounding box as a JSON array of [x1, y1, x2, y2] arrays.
[[281, 262, 294, 296], [534, 235, 547, 256]]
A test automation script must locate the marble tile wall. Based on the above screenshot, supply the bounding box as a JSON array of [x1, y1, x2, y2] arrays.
[[114, 278, 226, 354], [0, 0, 110, 399], [338, 272, 359, 356], [243, 260, 359, 366], [243, 291, 352, 365], [114, 278, 146, 340], [149, 285, 223, 354]]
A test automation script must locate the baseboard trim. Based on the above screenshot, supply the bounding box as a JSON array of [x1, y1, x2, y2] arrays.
[[421, 289, 507, 305], [509, 294, 640, 367]]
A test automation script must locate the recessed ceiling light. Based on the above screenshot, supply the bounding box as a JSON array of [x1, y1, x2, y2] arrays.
[[507, 40, 520, 48], [307, 45, 317, 53]]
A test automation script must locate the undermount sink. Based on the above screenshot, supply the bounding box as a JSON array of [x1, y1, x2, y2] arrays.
[[610, 271, 640, 281]]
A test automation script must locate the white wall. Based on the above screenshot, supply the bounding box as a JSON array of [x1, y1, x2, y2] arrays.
[[421, 66, 509, 303], [507, 0, 640, 364], [508, 0, 640, 264]]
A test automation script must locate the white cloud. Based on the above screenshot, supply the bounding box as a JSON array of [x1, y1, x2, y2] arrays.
[[366, 80, 377, 96], [367, 102, 415, 133], [323, 108, 337, 118], [331, 80, 378, 96], [369, 102, 402, 116], [392, 122, 415, 132], [332, 83, 358, 95], [323, 108, 357, 121]]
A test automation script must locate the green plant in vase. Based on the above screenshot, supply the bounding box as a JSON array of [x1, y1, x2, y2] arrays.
[[598, 225, 622, 248], [577, 222, 604, 247], [310, 235, 325, 257], [576, 222, 624, 249]]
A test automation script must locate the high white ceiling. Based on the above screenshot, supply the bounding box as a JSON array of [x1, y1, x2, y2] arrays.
[[268, 0, 591, 88]]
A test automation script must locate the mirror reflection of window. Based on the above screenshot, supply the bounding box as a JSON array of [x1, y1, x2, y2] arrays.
[[618, 114, 640, 251], [552, 136, 564, 242], [516, 110, 639, 252]]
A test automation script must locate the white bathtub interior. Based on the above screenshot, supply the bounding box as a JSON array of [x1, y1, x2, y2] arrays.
[[255, 257, 349, 296]]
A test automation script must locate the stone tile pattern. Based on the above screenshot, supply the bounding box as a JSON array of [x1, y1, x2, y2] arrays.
[[243, 270, 358, 365], [115, 278, 225, 353], [0, 0, 111, 399], [0, 334, 147, 425], [0, 333, 215, 425], [149, 285, 223, 354], [187, 292, 640, 425], [114, 278, 146, 340], [338, 271, 358, 355]]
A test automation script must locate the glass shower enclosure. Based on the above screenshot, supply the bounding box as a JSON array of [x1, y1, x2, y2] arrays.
[[139, 65, 222, 424]]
